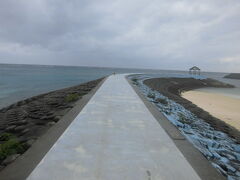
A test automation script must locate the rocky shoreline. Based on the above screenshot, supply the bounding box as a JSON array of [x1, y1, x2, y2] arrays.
[[224, 73, 240, 80], [0, 78, 103, 170], [131, 76, 240, 179], [143, 77, 240, 143]]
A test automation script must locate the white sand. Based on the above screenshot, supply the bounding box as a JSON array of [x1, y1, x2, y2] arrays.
[[182, 90, 240, 130]]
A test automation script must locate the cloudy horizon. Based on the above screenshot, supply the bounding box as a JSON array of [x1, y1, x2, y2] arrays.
[[0, 0, 240, 73]]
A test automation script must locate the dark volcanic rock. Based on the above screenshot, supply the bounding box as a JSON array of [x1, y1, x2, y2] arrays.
[[20, 128, 30, 135], [40, 115, 55, 120], [13, 120, 28, 126], [14, 125, 26, 133], [47, 121, 56, 126], [24, 139, 35, 148], [5, 125, 17, 132]]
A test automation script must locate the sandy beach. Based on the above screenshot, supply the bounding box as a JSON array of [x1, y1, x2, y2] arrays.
[[182, 90, 240, 130]]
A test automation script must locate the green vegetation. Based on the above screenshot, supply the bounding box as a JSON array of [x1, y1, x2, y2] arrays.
[[0, 133, 25, 160], [65, 93, 79, 102], [156, 98, 168, 105], [0, 133, 14, 141], [147, 92, 155, 99]]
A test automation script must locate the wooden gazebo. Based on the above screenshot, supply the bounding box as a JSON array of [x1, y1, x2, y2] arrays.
[[189, 66, 200, 75]]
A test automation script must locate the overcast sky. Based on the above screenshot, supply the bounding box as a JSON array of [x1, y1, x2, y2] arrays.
[[0, 0, 240, 72]]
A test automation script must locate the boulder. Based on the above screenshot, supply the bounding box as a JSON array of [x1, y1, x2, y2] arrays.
[[14, 125, 26, 133], [40, 115, 55, 120], [5, 125, 17, 132], [24, 139, 35, 148], [47, 121, 56, 126], [14, 120, 28, 125], [20, 128, 30, 135]]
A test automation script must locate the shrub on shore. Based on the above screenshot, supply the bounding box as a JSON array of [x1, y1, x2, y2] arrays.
[[0, 133, 14, 141], [65, 93, 79, 102], [0, 133, 25, 160]]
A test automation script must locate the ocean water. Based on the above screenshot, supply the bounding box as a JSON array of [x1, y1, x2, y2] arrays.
[[0, 64, 175, 108], [0, 63, 239, 109]]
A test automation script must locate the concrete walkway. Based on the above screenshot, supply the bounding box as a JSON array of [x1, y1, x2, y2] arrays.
[[27, 74, 201, 180]]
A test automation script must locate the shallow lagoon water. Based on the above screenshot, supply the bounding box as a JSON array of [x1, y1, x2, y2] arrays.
[[195, 87, 240, 99]]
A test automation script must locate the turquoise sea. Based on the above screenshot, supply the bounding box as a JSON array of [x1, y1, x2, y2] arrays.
[[0, 63, 239, 109]]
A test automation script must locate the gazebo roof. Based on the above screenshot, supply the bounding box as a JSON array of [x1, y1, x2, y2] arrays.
[[189, 66, 200, 70]]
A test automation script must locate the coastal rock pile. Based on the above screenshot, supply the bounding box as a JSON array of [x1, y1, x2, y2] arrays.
[[144, 77, 239, 142], [130, 75, 240, 180], [224, 73, 240, 80], [0, 78, 103, 170]]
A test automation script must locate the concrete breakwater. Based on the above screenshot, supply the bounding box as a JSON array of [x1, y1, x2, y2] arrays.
[[26, 74, 201, 180]]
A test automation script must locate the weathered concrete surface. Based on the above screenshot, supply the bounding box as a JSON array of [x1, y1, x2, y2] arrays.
[[27, 74, 201, 180]]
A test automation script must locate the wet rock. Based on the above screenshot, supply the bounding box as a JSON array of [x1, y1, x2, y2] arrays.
[[28, 114, 41, 119], [211, 142, 221, 149], [178, 118, 192, 124], [5, 109, 27, 122], [182, 129, 194, 135], [16, 101, 25, 106], [47, 101, 59, 106], [35, 121, 47, 125], [14, 120, 28, 125], [226, 164, 237, 173], [20, 128, 29, 135], [24, 139, 35, 148], [18, 136, 29, 143], [218, 150, 236, 160], [14, 125, 26, 133], [40, 115, 55, 120], [54, 116, 61, 122], [28, 108, 38, 113], [47, 121, 56, 126], [46, 111, 54, 116], [2, 154, 20, 165], [5, 125, 17, 132]]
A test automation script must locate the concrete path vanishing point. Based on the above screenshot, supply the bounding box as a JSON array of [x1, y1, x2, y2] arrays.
[[27, 74, 201, 180]]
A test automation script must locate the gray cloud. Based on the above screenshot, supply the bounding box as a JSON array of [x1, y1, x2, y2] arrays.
[[0, 0, 240, 72]]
